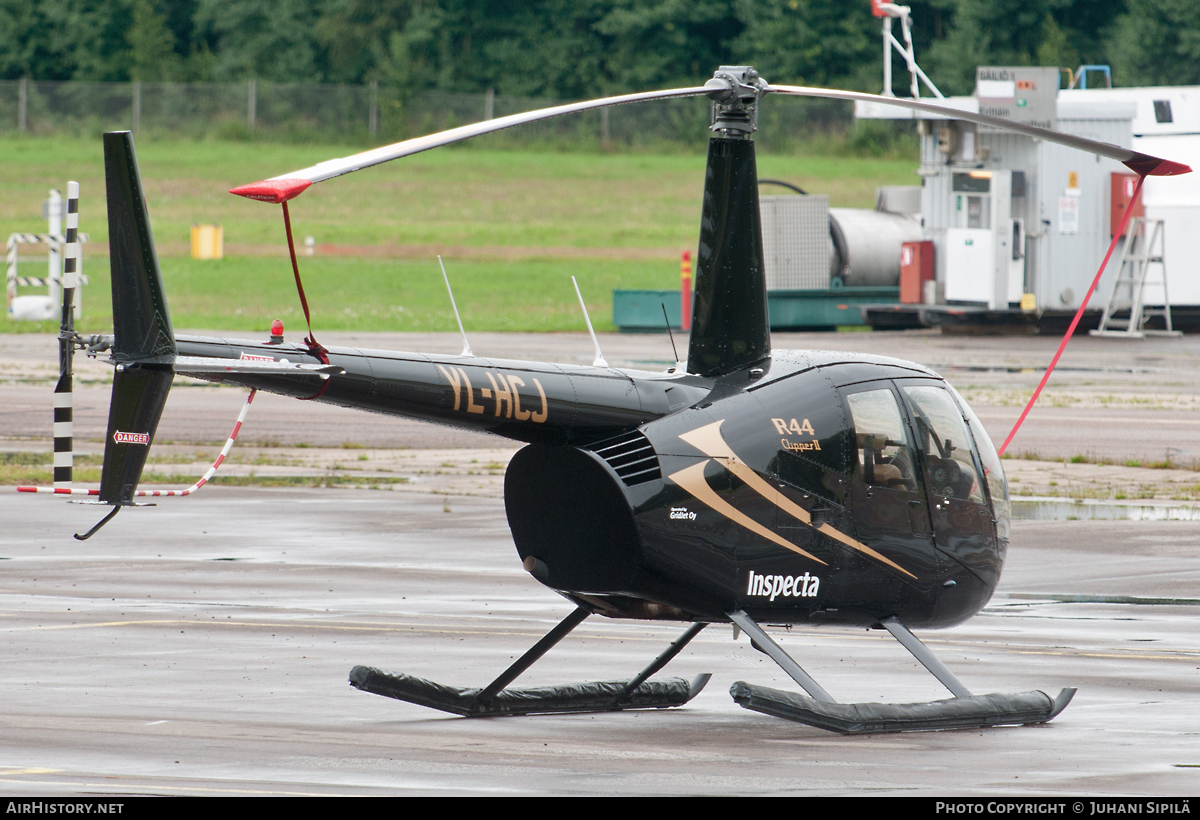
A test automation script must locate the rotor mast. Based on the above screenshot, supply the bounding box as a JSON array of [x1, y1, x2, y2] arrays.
[[686, 67, 771, 377]]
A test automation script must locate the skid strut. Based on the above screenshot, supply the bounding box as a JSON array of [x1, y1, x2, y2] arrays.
[[350, 607, 711, 717], [727, 610, 1075, 734]]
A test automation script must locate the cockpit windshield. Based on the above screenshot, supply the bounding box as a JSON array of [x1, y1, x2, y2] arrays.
[[946, 383, 1011, 542], [901, 385, 986, 505]]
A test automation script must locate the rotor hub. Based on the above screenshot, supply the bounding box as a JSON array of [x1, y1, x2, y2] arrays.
[[706, 66, 767, 139]]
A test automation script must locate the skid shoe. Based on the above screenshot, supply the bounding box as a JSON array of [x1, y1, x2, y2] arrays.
[[351, 608, 711, 717], [727, 611, 1076, 734]]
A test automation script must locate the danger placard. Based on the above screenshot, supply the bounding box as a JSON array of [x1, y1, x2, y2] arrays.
[[1058, 196, 1080, 235]]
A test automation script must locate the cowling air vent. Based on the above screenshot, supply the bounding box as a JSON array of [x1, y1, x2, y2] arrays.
[[585, 430, 662, 487]]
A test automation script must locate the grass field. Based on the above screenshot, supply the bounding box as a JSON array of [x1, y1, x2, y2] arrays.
[[1, 137, 919, 333]]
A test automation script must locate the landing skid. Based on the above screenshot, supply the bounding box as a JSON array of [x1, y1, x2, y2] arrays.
[[730, 683, 1074, 735], [350, 668, 710, 717], [727, 611, 1075, 734], [350, 607, 711, 717]]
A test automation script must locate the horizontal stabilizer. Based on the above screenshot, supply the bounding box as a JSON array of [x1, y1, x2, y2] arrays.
[[172, 356, 343, 377]]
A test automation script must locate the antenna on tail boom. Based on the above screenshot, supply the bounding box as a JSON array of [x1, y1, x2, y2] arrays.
[[438, 256, 473, 358], [572, 276, 607, 368], [662, 302, 683, 372]]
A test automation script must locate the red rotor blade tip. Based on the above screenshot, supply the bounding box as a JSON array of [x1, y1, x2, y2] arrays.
[[1124, 158, 1193, 177], [229, 178, 313, 203]]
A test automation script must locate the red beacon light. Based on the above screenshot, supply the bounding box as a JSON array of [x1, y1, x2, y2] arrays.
[[269, 319, 284, 344]]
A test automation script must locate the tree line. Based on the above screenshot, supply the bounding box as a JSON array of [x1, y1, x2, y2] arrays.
[[2, 0, 1193, 96]]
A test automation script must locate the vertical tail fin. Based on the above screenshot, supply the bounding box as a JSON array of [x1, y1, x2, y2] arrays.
[[97, 131, 175, 506], [98, 366, 173, 505], [104, 131, 175, 361]]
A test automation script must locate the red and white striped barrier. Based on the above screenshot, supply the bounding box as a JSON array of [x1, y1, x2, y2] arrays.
[[18, 485, 97, 496], [134, 388, 256, 497], [19, 389, 257, 498]]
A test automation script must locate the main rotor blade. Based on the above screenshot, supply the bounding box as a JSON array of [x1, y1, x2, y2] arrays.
[[231, 78, 1190, 205], [765, 84, 1191, 177], [230, 86, 710, 203]]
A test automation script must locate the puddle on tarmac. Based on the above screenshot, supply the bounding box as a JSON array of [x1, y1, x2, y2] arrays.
[[1012, 496, 1200, 521]]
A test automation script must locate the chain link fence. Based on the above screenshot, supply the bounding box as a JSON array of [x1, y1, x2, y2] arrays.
[[0, 79, 854, 151]]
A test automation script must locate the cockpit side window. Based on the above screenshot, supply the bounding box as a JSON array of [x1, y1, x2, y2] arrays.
[[845, 389, 918, 492], [901, 385, 985, 504]]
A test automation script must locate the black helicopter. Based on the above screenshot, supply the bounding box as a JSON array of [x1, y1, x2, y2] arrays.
[[33, 67, 1188, 734]]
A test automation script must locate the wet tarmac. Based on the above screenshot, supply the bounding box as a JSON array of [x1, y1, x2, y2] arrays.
[[2, 489, 1198, 796], [1013, 497, 1200, 521]]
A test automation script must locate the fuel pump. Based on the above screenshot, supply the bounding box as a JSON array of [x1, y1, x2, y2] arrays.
[[944, 170, 1024, 308]]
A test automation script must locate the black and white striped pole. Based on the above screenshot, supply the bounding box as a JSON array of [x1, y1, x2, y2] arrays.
[[54, 181, 79, 488]]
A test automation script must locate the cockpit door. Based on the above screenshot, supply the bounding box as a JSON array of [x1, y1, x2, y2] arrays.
[[841, 383, 940, 593]]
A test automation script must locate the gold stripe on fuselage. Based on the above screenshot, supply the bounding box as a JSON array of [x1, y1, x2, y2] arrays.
[[671, 420, 917, 579]]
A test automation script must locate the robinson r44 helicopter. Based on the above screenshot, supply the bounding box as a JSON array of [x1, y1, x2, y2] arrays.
[[25, 67, 1189, 734]]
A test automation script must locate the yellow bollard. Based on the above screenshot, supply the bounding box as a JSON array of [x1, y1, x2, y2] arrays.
[[190, 224, 224, 259], [680, 250, 692, 331]]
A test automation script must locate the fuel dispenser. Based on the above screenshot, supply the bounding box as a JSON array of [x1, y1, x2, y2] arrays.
[[943, 169, 1025, 309]]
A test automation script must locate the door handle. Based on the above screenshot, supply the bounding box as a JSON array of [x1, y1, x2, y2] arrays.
[[908, 499, 929, 537]]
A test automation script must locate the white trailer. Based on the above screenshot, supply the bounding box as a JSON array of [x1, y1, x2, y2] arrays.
[[1059, 86, 1200, 306]]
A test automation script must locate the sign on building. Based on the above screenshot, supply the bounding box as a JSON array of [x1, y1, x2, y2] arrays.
[[975, 67, 1059, 131]]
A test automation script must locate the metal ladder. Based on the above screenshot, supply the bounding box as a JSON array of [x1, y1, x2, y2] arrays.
[[1090, 217, 1181, 338]]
